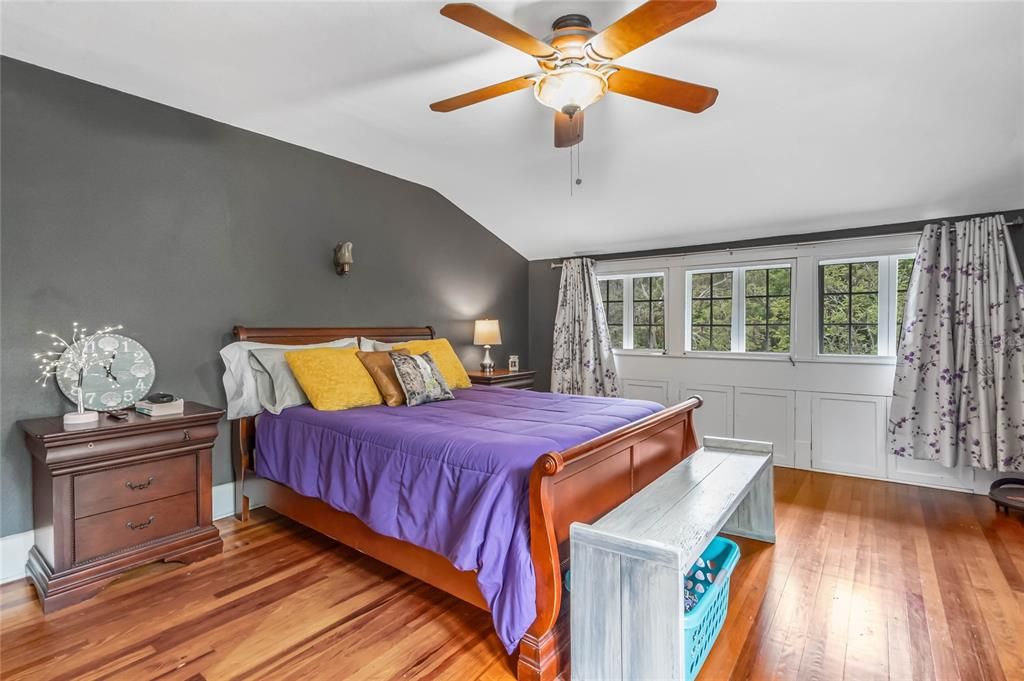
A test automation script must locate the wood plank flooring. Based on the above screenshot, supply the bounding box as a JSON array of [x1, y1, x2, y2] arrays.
[[2, 468, 1022, 680]]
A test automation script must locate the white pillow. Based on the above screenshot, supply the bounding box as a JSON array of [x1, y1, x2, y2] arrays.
[[359, 337, 395, 352], [220, 337, 356, 419]]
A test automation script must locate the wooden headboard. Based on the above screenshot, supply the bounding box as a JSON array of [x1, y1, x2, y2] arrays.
[[230, 325, 435, 518]]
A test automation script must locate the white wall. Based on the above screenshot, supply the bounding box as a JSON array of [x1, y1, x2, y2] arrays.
[[602, 233, 980, 493]]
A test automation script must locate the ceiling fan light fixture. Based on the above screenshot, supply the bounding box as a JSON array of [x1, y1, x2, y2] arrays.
[[533, 66, 607, 115]]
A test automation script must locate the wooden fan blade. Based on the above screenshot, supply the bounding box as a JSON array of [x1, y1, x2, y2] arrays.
[[587, 0, 716, 61], [607, 66, 718, 113], [430, 75, 534, 112], [554, 110, 584, 148], [440, 3, 557, 59]]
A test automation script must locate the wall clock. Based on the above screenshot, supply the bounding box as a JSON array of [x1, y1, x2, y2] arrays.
[[55, 333, 155, 411]]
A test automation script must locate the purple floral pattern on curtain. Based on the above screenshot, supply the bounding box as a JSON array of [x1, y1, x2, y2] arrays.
[[551, 258, 620, 397], [889, 215, 1024, 471]]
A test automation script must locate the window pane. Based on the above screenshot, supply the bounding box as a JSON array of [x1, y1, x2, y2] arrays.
[[692, 274, 711, 298], [634, 277, 650, 301], [608, 278, 623, 301], [823, 264, 849, 293], [768, 326, 791, 353], [633, 301, 651, 325], [768, 268, 791, 296], [606, 301, 623, 325], [768, 296, 790, 322], [746, 270, 767, 296], [651, 276, 664, 300], [745, 297, 767, 324], [712, 272, 733, 296], [651, 326, 665, 350], [711, 299, 731, 324], [822, 325, 849, 354], [851, 325, 878, 354], [692, 300, 710, 324], [823, 294, 849, 324], [652, 301, 664, 325], [850, 293, 878, 324], [692, 326, 711, 351], [606, 325, 622, 348], [599, 280, 608, 302], [897, 258, 914, 291], [851, 262, 878, 293], [711, 327, 732, 351], [634, 326, 651, 348], [746, 325, 768, 352]]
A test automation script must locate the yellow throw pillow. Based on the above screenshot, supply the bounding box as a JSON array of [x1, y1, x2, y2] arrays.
[[284, 347, 383, 410], [392, 338, 471, 389]]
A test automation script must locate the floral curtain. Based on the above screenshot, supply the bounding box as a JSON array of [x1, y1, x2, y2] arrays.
[[551, 258, 620, 397], [889, 215, 1024, 471]]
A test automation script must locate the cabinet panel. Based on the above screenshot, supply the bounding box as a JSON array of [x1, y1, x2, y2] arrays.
[[734, 388, 795, 467], [681, 385, 733, 441], [810, 394, 886, 477]]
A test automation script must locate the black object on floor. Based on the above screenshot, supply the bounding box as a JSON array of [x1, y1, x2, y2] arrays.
[[989, 478, 1024, 515]]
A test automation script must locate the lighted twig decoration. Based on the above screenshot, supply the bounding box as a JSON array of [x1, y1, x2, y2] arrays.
[[34, 322, 123, 420]]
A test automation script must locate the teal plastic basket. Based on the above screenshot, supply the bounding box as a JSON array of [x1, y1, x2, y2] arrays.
[[684, 536, 740, 681]]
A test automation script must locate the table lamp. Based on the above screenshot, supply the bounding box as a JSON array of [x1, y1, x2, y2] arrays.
[[473, 319, 502, 373]]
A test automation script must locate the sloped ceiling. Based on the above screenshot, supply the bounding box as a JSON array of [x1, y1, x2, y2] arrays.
[[3, 1, 1022, 259]]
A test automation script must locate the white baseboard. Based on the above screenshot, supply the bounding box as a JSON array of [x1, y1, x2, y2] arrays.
[[0, 480, 265, 586], [1, 530, 36, 585]]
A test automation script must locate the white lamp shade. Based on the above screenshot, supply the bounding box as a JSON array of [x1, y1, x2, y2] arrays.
[[473, 319, 502, 346]]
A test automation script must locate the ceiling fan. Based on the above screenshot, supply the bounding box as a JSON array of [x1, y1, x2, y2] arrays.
[[430, 1, 719, 148]]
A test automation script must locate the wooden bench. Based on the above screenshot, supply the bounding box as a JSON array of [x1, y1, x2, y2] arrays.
[[569, 436, 776, 681]]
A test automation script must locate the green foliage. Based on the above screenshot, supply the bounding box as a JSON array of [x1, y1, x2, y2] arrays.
[[745, 297, 766, 324], [712, 299, 731, 324], [823, 294, 849, 324], [692, 300, 710, 324], [634, 277, 650, 300], [746, 270, 767, 296], [768, 268, 790, 295], [609, 325, 623, 349], [769, 326, 790, 352], [606, 301, 623, 324], [822, 325, 848, 354], [651, 276, 664, 300], [692, 273, 711, 298], [851, 262, 878, 292], [712, 272, 733, 296], [897, 258, 914, 291], [851, 325, 877, 354], [634, 301, 651, 325], [823, 264, 849, 293], [768, 296, 790, 322], [850, 293, 878, 324], [746, 325, 767, 352]]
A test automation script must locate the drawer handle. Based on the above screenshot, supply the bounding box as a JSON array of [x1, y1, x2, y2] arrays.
[[125, 476, 154, 491], [126, 516, 156, 531], [183, 430, 191, 441]]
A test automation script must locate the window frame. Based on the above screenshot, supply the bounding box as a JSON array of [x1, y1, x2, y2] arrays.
[[596, 270, 667, 353], [684, 260, 796, 356], [815, 253, 914, 358]]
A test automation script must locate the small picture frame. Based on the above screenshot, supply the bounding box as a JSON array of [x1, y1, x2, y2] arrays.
[[508, 355, 520, 372]]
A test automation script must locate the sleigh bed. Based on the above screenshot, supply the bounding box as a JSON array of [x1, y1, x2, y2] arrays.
[[231, 325, 702, 681]]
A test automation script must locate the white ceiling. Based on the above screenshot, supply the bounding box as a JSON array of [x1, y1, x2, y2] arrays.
[[3, 1, 1022, 259]]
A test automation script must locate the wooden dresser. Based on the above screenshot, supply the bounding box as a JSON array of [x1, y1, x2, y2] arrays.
[[19, 402, 224, 612], [467, 369, 536, 390]]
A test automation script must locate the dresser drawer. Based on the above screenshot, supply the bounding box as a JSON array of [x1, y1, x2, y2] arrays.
[[74, 454, 197, 519], [52, 423, 218, 464], [74, 491, 198, 563]]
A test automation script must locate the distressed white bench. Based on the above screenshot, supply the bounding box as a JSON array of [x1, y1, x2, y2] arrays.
[[569, 436, 776, 681]]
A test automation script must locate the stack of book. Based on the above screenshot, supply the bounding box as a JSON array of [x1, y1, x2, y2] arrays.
[[134, 398, 184, 417]]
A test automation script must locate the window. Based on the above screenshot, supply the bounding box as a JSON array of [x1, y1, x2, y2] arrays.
[[820, 261, 879, 355], [632, 276, 665, 350], [744, 267, 792, 353], [598, 273, 665, 351], [818, 254, 914, 357], [895, 256, 914, 342], [686, 264, 793, 353], [599, 278, 624, 348]]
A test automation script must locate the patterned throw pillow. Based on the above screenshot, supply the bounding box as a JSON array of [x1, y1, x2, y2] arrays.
[[390, 352, 454, 406]]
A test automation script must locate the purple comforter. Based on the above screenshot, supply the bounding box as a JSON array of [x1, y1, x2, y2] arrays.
[[254, 386, 663, 652]]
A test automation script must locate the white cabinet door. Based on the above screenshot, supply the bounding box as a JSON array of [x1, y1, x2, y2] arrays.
[[622, 379, 669, 406], [682, 384, 733, 441], [734, 387, 795, 467], [810, 393, 886, 478]]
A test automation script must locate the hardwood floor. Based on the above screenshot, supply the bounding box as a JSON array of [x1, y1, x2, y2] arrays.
[[2, 468, 1022, 680]]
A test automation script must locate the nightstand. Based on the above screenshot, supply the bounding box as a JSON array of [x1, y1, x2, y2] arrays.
[[18, 402, 224, 613], [467, 369, 536, 390]]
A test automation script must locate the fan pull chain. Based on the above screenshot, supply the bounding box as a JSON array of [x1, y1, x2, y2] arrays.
[[569, 141, 584, 196]]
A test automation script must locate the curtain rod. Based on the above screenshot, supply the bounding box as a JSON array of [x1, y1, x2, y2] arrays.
[[548, 216, 1024, 269]]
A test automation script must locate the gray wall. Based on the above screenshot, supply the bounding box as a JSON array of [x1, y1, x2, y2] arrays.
[[1, 58, 529, 537], [529, 211, 1024, 392]]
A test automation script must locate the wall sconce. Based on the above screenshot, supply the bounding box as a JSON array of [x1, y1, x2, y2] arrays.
[[334, 241, 353, 276]]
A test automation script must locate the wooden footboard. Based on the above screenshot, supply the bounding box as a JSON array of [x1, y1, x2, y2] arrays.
[[230, 325, 702, 681], [518, 395, 702, 681]]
